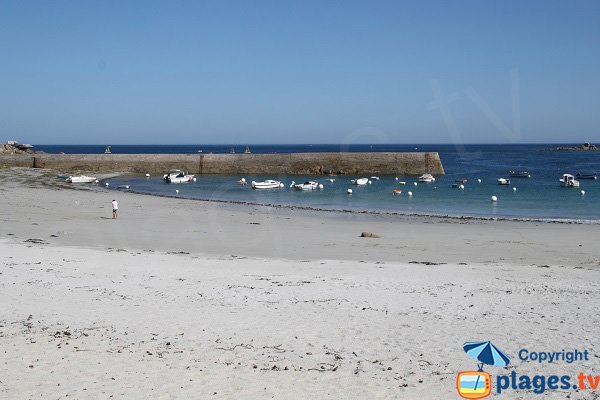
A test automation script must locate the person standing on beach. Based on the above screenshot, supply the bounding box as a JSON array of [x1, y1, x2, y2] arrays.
[[112, 199, 118, 219]]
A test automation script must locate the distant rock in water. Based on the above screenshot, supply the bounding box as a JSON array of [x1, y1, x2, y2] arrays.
[[554, 143, 598, 151]]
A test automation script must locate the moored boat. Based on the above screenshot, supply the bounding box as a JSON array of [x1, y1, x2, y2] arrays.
[[576, 173, 597, 180], [418, 173, 435, 183], [509, 171, 531, 178], [293, 181, 319, 190], [497, 178, 510, 185], [351, 178, 369, 185], [66, 175, 97, 183], [251, 180, 283, 189], [163, 170, 195, 183], [559, 174, 580, 187]]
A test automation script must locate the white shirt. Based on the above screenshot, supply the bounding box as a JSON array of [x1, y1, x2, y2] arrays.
[[112, 201, 118, 210]]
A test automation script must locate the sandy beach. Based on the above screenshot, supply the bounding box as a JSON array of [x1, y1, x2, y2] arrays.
[[1, 168, 599, 399]]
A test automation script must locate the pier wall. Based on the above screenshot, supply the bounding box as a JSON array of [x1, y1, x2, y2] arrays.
[[0, 152, 445, 175]]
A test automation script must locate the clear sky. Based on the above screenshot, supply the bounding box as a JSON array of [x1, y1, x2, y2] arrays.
[[1, 0, 599, 145]]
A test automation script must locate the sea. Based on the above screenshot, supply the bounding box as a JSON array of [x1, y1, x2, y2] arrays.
[[36, 144, 600, 222]]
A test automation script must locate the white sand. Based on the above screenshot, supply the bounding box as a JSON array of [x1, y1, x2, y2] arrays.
[[1, 169, 599, 399]]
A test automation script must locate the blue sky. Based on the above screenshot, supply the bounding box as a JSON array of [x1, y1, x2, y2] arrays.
[[1, 0, 599, 144]]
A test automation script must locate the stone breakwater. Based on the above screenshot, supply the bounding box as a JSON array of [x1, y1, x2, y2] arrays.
[[0, 152, 445, 175]]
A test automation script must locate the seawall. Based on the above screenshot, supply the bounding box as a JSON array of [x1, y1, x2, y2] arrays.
[[0, 152, 445, 175]]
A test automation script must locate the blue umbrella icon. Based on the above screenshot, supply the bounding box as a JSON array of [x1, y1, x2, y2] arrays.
[[463, 341, 510, 394], [464, 341, 511, 370]]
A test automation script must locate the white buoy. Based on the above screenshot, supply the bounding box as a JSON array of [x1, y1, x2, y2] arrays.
[[581, 190, 586, 195], [318, 184, 324, 189], [395, 177, 398, 180], [95, 180, 99, 184], [414, 182, 418, 186], [368, 180, 372, 184], [347, 189, 353, 195], [125, 185, 130, 189], [279, 183, 284, 188], [459, 184, 465, 190], [105, 182, 109, 187], [513, 187, 517, 191], [477, 179, 481, 183], [175, 189, 179, 195], [491, 195, 498, 202], [192, 177, 197, 182], [407, 191, 413, 196], [145, 173, 150, 177]]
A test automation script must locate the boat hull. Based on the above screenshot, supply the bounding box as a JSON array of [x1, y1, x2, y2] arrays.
[[509, 171, 531, 178], [293, 181, 318, 190], [252, 180, 282, 189], [66, 176, 97, 183]]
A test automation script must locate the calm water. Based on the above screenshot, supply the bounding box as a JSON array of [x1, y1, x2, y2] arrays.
[[40, 144, 599, 221]]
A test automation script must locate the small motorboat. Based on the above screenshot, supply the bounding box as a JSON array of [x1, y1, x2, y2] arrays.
[[398, 181, 407, 185], [509, 171, 531, 178], [560, 174, 580, 187], [418, 173, 436, 183], [163, 170, 195, 184], [497, 178, 511, 185], [576, 173, 597, 180], [351, 178, 369, 185], [455, 178, 468, 184], [66, 175, 97, 183], [392, 189, 402, 195], [370, 176, 380, 180], [293, 181, 319, 190], [251, 180, 283, 189]]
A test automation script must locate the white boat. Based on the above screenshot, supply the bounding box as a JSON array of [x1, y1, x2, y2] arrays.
[[509, 171, 531, 178], [560, 174, 580, 187], [251, 180, 282, 189], [66, 175, 97, 183], [418, 173, 436, 183], [351, 178, 369, 185], [293, 181, 318, 190], [497, 178, 511, 185], [163, 170, 195, 183]]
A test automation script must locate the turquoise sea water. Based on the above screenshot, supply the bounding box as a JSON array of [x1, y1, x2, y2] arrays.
[[40, 144, 599, 221]]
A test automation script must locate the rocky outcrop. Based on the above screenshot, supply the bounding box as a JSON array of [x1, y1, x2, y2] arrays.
[[554, 143, 598, 151], [0, 143, 35, 155]]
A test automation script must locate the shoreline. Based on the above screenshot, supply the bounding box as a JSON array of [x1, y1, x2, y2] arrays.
[[102, 183, 600, 225]]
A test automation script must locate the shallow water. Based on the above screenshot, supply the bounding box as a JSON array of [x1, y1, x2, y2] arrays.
[[40, 143, 599, 221]]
